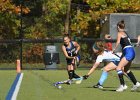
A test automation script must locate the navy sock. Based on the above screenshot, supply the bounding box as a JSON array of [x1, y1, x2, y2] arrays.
[[127, 71, 137, 85], [68, 70, 73, 79], [73, 70, 80, 78], [117, 70, 125, 85]]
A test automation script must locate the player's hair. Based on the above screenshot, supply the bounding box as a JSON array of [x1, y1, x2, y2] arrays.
[[104, 34, 111, 39], [93, 41, 106, 55], [117, 20, 125, 29], [63, 34, 71, 40]]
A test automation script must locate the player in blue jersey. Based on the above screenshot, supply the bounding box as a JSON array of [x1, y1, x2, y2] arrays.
[[83, 41, 128, 89], [62, 34, 81, 84], [113, 20, 140, 92]]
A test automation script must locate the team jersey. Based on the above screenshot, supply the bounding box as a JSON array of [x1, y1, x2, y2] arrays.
[[96, 51, 120, 63], [64, 41, 76, 57], [120, 33, 132, 49]]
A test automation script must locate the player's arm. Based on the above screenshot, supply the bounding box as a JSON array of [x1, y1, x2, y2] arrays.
[[113, 32, 121, 52], [83, 62, 100, 79], [87, 62, 100, 76], [136, 35, 140, 46], [73, 41, 80, 54], [62, 45, 75, 59]]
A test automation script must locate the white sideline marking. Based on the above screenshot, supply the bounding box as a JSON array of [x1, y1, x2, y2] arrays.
[[11, 73, 24, 100]]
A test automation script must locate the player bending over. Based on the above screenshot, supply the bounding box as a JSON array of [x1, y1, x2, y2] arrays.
[[83, 41, 122, 88], [83, 41, 140, 91]]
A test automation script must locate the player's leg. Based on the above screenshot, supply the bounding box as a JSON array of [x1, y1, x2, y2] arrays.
[[66, 59, 74, 84], [93, 62, 117, 89], [116, 48, 136, 92], [116, 57, 129, 92], [67, 58, 82, 84], [72, 58, 80, 78], [73, 70, 80, 78], [124, 64, 140, 91]]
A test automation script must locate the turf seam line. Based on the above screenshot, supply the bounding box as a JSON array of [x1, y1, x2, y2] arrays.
[[6, 73, 24, 100]]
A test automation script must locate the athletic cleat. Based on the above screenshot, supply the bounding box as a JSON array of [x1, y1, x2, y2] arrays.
[[123, 85, 128, 90], [131, 82, 140, 91], [74, 77, 83, 80], [66, 80, 72, 85], [93, 83, 103, 89], [73, 74, 80, 79], [116, 85, 128, 92], [74, 77, 83, 84]]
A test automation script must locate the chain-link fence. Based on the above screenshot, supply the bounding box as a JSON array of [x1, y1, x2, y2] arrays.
[[0, 38, 139, 70], [0, 38, 96, 70]]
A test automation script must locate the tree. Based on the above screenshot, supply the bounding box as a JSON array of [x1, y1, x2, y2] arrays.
[[0, 0, 31, 39], [65, 0, 71, 34]]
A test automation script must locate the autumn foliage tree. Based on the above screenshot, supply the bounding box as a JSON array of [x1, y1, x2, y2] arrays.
[[0, 0, 30, 39], [1, 0, 140, 63], [70, 0, 140, 37]]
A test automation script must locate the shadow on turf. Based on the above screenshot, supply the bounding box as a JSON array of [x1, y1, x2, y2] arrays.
[[85, 86, 116, 92], [85, 86, 140, 92]]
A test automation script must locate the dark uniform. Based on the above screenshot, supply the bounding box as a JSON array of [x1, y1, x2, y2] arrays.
[[64, 41, 78, 65], [120, 33, 135, 61]]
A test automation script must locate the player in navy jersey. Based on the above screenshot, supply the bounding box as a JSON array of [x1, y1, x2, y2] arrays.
[[113, 20, 140, 92], [62, 34, 81, 84]]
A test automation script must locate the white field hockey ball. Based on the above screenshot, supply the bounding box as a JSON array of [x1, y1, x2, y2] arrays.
[[58, 85, 62, 89]]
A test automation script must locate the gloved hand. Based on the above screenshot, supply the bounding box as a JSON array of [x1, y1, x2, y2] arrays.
[[83, 75, 89, 80]]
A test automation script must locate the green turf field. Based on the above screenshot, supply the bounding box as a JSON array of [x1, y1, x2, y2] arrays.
[[0, 70, 140, 100]]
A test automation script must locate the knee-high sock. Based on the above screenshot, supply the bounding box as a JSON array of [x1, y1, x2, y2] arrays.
[[73, 70, 80, 78], [68, 70, 73, 79], [117, 70, 125, 85], [98, 71, 108, 85], [127, 71, 137, 85]]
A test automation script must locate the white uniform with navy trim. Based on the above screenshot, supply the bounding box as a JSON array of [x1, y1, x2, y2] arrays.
[[96, 51, 120, 63]]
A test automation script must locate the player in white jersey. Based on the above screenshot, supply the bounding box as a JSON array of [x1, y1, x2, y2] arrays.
[[83, 41, 127, 89]]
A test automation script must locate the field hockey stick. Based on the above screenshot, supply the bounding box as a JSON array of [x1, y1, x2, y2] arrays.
[[54, 77, 83, 87], [74, 57, 78, 68], [74, 55, 80, 67], [54, 79, 69, 86]]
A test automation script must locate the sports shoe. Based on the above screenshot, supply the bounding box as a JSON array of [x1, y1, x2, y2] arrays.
[[131, 82, 140, 91], [93, 83, 103, 89], [74, 77, 83, 84], [123, 85, 128, 90], [66, 80, 72, 85], [116, 85, 128, 92]]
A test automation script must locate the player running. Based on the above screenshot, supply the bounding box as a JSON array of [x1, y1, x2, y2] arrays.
[[113, 20, 140, 92]]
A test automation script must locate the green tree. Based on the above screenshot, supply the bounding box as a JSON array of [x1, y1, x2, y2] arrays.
[[69, 0, 140, 37], [0, 0, 19, 39], [21, 0, 69, 39]]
